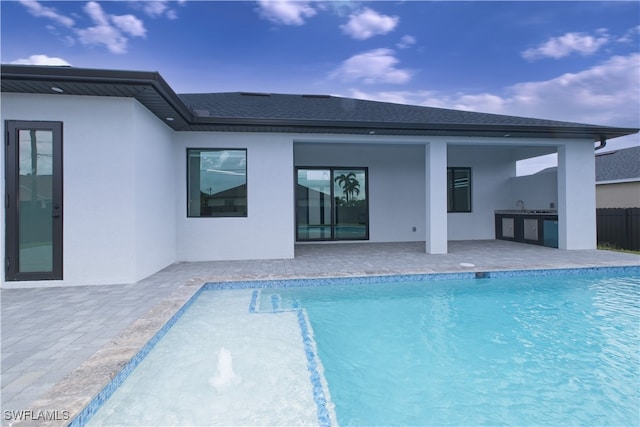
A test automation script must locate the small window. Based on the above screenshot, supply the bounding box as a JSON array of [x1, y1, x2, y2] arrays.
[[447, 167, 471, 213], [187, 149, 247, 217]]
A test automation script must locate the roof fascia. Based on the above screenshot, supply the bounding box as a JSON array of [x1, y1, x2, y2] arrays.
[[1, 64, 194, 125], [190, 116, 637, 140], [596, 178, 640, 185]]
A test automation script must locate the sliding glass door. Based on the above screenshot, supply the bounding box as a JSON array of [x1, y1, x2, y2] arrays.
[[296, 167, 368, 241]]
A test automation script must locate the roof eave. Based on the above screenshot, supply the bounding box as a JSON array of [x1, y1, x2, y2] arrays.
[[188, 116, 638, 140], [1, 64, 193, 130], [2, 65, 638, 140]]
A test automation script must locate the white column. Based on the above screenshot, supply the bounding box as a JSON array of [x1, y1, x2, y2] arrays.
[[557, 141, 597, 250], [425, 142, 448, 254]]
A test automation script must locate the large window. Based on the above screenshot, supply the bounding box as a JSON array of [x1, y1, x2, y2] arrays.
[[187, 149, 247, 217], [447, 167, 471, 213]]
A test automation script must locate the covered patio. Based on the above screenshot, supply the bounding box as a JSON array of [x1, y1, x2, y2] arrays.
[[2, 240, 638, 421]]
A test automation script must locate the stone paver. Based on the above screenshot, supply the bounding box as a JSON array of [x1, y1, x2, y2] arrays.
[[1, 241, 638, 425]]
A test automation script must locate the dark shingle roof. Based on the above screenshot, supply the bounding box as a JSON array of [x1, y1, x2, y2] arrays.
[[595, 146, 640, 182], [180, 92, 600, 127], [2, 64, 638, 140]]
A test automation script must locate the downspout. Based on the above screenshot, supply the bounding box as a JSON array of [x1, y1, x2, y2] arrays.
[[595, 136, 607, 151]]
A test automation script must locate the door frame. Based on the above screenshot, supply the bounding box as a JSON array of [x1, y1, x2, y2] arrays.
[[5, 120, 63, 281], [295, 166, 369, 241]]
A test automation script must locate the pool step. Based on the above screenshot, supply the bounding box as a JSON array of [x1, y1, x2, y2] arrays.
[[249, 290, 300, 313], [270, 293, 282, 311]]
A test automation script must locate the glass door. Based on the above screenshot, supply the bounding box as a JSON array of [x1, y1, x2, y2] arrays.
[[296, 169, 332, 240], [333, 169, 368, 239], [296, 167, 368, 241], [5, 121, 63, 281]]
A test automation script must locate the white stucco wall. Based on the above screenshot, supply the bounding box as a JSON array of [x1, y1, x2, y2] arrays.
[[2, 93, 137, 286], [1, 92, 602, 286], [295, 140, 528, 243], [447, 145, 515, 240], [1, 93, 177, 286], [510, 170, 558, 210], [425, 142, 448, 253], [132, 101, 176, 281], [295, 142, 427, 242], [175, 132, 295, 261], [558, 141, 597, 249]]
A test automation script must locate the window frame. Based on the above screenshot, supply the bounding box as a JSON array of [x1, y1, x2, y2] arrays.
[[447, 167, 472, 213], [186, 148, 248, 218]]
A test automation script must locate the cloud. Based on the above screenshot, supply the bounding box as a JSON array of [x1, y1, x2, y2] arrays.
[[112, 14, 146, 37], [18, 0, 74, 27], [340, 7, 398, 40], [256, 0, 317, 26], [508, 53, 639, 125], [330, 48, 412, 84], [617, 25, 640, 43], [347, 53, 639, 128], [140, 1, 169, 17], [9, 54, 71, 66], [76, 2, 146, 54], [131, 0, 184, 20], [397, 35, 416, 49], [17, 0, 155, 55], [522, 30, 610, 60]]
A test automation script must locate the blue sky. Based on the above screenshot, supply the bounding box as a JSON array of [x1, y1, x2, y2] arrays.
[[2, 1, 639, 172]]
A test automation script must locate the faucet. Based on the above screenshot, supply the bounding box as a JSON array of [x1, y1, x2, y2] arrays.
[[516, 200, 525, 211]]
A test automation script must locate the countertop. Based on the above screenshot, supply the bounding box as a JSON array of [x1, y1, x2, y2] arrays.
[[495, 209, 558, 215]]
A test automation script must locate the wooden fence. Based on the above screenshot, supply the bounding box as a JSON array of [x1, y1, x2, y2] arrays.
[[596, 208, 640, 251]]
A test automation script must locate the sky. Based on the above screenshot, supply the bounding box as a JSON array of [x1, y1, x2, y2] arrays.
[[2, 0, 639, 174]]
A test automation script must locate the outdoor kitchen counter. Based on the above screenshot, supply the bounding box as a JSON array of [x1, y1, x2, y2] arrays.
[[495, 209, 558, 215], [495, 210, 558, 247]]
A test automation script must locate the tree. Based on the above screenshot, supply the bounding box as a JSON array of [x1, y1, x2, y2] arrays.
[[334, 172, 360, 204]]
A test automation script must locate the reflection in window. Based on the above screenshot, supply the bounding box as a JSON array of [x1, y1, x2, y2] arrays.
[[333, 169, 368, 239], [447, 167, 471, 212], [296, 167, 368, 240], [187, 149, 247, 217]]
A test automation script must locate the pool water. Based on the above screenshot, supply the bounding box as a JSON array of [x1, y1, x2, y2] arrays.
[[88, 289, 335, 426], [88, 272, 639, 426]]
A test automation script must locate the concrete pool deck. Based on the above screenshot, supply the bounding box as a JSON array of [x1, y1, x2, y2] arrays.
[[2, 240, 639, 426]]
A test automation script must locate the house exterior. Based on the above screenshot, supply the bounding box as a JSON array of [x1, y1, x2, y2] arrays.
[[1, 65, 637, 287], [595, 146, 640, 208]]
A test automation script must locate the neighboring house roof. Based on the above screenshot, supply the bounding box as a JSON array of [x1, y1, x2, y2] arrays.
[[2, 64, 638, 140], [595, 146, 640, 183]]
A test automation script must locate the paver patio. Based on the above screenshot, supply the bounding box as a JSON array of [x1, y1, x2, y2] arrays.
[[1, 240, 638, 425]]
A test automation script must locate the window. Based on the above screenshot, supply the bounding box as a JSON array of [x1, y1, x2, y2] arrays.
[[447, 167, 471, 212], [187, 149, 247, 217]]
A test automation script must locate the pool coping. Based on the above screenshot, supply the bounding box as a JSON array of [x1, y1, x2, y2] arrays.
[[10, 265, 640, 427]]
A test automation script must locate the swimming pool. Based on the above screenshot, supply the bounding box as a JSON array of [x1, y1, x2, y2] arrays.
[[85, 269, 639, 426]]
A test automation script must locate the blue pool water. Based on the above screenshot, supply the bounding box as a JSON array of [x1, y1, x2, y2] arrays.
[[262, 274, 640, 426], [86, 270, 640, 426]]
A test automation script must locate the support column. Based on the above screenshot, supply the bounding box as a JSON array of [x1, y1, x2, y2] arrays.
[[557, 142, 597, 250], [425, 142, 448, 254]]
